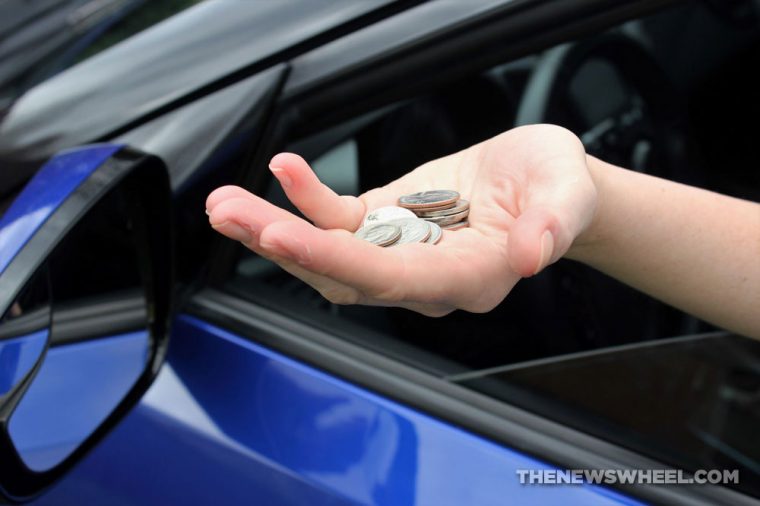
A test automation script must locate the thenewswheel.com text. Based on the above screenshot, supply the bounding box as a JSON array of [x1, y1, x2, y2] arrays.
[[516, 469, 739, 485]]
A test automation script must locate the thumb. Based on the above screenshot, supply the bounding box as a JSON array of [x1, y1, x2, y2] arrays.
[[507, 207, 574, 277]]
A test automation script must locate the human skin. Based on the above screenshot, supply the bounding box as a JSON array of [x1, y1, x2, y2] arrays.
[[569, 155, 760, 339], [207, 124, 760, 338]]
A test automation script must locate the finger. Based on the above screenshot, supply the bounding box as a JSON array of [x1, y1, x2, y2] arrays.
[[268, 255, 366, 305], [206, 185, 255, 213], [259, 220, 402, 297], [208, 195, 305, 246], [206, 191, 451, 309], [268, 153, 366, 230], [258, 220, 492, 308], [272, 254, 455, 316]]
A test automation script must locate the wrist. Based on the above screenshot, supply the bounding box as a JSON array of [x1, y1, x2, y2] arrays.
[[565, 154, 610, 264]]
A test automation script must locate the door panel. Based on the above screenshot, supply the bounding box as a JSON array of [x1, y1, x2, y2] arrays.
[[32, 315, 639, 505]]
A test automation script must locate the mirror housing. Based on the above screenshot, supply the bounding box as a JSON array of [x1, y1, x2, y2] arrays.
[[0, 145, 171, 500]]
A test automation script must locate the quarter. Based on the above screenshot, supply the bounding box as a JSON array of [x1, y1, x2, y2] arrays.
[[386, 218, 431, 244], [426, 222, 443, 244], [398, 190, 460, 209], [414, 199, 470, 218], [424, 209, 470, 226], [441, 220, 469, 231], [354, 223, 402, 246], [363, 206, 417, 226]]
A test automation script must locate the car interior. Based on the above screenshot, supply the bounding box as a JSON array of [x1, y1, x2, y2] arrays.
[[222, 0, 760, 497]]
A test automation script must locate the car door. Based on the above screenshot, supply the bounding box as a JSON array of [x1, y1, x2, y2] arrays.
[[16, 1, 759, 505], [20, 1, 663, 506]]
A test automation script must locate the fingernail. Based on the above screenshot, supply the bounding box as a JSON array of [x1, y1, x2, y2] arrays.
[[205, 208, 210, 216], [211, 221, 253, 243], [535, 230, 554, 274], [261, 234, 311, 265], [269, 165, 292, 188]]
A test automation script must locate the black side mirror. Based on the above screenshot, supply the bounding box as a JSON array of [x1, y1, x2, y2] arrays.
[[0, 145, 171, 500]]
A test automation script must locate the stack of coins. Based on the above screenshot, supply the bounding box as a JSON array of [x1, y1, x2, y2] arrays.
[[398, 190, 469, 231], [353, 190, 468, 247]]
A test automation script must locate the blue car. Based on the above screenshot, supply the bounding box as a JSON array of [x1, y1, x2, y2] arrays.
[[1, 1, 758, 504]]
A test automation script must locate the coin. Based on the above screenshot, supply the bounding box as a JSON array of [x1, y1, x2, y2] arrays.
[[425, 209, 470, 226], [398, 190, 460, 209], [426, 222, 442, 244], [386, 218, 431, 244], [363, 206, 417, 226], [414, 199, 470, 218], [441, 220, 469, 231], [354, 223, 402, 246]]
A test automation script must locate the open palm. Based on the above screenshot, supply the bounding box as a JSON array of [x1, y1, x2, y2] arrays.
[[207, 124, 597, 317]]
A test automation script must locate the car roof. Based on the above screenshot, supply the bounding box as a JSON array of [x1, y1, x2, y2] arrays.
[[0, 0, 402, 162]]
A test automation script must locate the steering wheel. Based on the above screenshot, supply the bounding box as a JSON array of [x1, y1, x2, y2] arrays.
[[515, 33, 695, 182], [514, 33, 707, 344]]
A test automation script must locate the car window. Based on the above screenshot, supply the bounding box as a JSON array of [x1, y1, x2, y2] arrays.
[[224, 1, 760, 498]]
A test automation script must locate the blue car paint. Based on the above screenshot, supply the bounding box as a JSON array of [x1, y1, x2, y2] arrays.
[[0, 329, 47, 395], [0, 144, 122, 274], [10, 330, 148, 471], [31, 316, 642, 505]]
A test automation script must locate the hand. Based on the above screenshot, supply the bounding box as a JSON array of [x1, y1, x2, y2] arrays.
[[206, 124, 597, 317]]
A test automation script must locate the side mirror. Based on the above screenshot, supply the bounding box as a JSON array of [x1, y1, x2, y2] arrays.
[[0, 145, 171, 500]]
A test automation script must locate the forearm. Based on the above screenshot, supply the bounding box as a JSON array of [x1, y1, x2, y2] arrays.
[[567, 156, 760, 338]]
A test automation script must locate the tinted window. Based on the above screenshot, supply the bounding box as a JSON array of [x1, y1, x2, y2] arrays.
[[455, 334, 760, 497]]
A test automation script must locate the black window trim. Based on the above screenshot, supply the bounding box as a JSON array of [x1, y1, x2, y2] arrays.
[[280, 0, 685, 138]]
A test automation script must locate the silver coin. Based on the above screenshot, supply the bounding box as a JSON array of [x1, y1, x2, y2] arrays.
[[363, 206, 417, 226], [425, 222, 442, 244], [414, 199, 470, 218], [441, 220, 469, 231], [354, 223, 402, 246], [424, 208, 470, 226], [398, 190, 460, 209], [386, 218, 431, 244]]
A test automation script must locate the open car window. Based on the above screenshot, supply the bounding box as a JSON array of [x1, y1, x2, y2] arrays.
[[224, 1, 760, 499]]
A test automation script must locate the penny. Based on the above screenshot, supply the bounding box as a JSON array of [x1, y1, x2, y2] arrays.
[[414, 199, 470, 218], [441, 220, 469, 231], [425, 222, 443, 244], [425, 208, 470, 226], [398, 190, 460, 209], [363, 206, 417, 226], [354, 223, 401, 246], [386, 218, 431, 244]]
